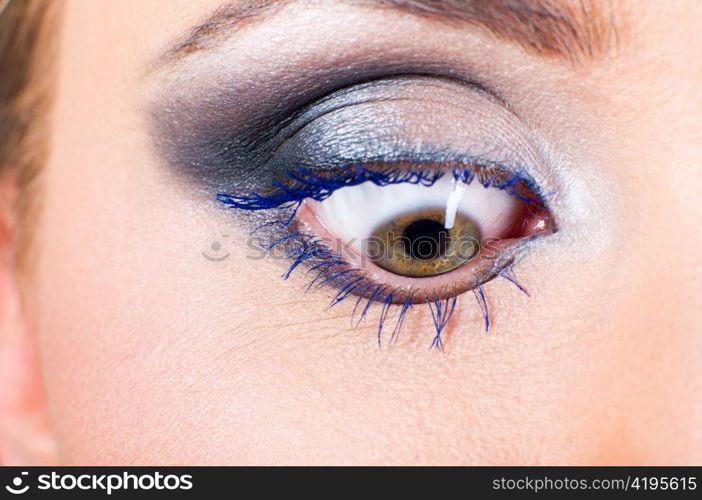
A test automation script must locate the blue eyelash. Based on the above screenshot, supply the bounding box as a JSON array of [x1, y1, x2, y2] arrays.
[[498, 265, 530, 297], [217, 162, 548, 348], [452, 166, 548, 204], [472, 282, 491, 333], [215, 164, 445, 225], [217, 163, 549, 213], [427, 295, 458, 351]]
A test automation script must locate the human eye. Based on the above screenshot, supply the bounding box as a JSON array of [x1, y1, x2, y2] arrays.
[[210, 76, 558, 348]]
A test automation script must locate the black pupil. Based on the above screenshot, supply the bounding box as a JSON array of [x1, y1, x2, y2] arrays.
[[402, 219, 449, 260]]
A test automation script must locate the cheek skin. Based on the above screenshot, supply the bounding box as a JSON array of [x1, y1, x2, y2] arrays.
[[29, 0, 702, 465]]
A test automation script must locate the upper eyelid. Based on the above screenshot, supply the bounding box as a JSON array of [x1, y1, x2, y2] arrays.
[[150, 67, 565, 213], [264, 75, 520, 159], [258, 78, 556, 192]]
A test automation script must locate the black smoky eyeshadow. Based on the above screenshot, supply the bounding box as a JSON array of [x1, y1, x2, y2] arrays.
[[149, 63, 504, 199]]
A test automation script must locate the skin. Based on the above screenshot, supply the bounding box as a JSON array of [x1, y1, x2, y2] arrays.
[[0, 0, 700, 465]]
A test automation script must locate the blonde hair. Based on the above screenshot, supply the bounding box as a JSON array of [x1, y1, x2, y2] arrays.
[[0, 0, 60, 273]]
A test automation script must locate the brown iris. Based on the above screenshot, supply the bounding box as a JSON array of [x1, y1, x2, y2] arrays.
[[366, 208, 482, 278]]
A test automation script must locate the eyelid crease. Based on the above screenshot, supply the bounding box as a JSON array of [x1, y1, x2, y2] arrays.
[[300, 74, 513, 115], [256, 74, 519, 164]]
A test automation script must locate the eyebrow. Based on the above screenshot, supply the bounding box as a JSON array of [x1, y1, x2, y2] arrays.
[[164, 0, 619, 64]]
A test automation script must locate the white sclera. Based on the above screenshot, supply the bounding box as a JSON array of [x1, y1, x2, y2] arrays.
[[308, 175, 520, 253]]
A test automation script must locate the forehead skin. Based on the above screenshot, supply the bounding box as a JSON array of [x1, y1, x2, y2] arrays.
[[34, 0, 701, 464]]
